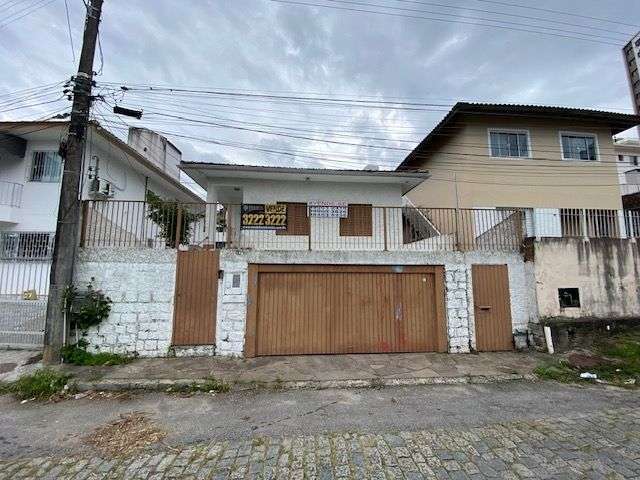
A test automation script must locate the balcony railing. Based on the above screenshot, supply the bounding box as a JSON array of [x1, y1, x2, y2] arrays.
[[78, 201, 640, 253], [0, 181, 23, 208], [79, 201, 528, 252]]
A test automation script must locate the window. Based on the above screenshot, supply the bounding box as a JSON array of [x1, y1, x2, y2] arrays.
[[558, 288, 580, 309], [29, 151, 63, 182], [0, 232, 54, 259], [489, 131, 530, 158], [276, 202, 310, 236], [560, 134, 598, 161], [340, 204, 373, 237]]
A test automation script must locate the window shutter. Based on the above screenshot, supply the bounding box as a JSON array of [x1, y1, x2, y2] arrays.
[[340, 204, 373, 237], [276, 202, 310, 236]]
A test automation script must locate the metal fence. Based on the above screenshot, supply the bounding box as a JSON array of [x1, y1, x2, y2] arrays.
[[0, 232, 52, 349], [0, 181, 23, 207], [80, 200, 527, 252], [529, 208, 640, 239]]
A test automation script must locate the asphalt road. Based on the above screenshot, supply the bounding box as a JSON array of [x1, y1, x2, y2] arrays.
[[1, 380, 638, 461]]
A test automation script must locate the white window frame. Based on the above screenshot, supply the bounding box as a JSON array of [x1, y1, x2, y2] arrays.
[[487, 128, 532, 159], [559, 131, 600, 162]]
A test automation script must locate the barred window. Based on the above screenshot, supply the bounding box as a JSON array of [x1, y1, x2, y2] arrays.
[[30, 151, 63, 182], [0, 232, 54, 259]]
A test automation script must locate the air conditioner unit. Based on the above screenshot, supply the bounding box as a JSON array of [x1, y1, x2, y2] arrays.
[[88, 178, 115, 199]]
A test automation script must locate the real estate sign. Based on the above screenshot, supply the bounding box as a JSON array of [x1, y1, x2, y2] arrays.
[[241, 204, 287, 230], [308, 201, 348, 218]]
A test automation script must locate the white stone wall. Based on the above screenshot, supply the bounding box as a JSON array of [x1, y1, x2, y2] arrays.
[[74, 247, 535, 358], [445, 263, 471, 353], [74, 248, 176, 357]]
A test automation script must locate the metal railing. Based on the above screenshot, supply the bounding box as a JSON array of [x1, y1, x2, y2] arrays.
[[0, 181, 23, 207], [528, 208, 640, 239], [80, 200, 527, 252], [0, 231, 55, 296]]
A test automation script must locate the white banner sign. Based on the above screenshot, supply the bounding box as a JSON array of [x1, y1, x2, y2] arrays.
[[308, 201, 348, 218]]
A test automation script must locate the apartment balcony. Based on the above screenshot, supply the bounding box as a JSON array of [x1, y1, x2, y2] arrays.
[[0, 181, 23, 225]]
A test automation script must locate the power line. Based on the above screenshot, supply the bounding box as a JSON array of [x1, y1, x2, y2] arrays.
[[388, 0, 635, 37], [63, 0, 75, 62], [471, 0, 640, 30], [268, 0, 623, 47], [317, 0, 627, 42], [0, 0, 57, 30]]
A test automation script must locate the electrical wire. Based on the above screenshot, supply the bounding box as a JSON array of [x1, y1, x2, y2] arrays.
[[268, 0, 624, 47]]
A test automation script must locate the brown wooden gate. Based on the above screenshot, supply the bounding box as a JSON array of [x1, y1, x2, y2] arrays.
[[172, 249, 219, 346], [245, 265, 446, 357], [472, 264, 513, 351]]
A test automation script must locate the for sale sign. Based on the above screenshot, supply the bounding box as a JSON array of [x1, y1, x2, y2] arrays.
[[241, 204, 287, 230]]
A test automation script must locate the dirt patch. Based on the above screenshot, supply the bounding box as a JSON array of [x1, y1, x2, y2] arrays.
[[0, 363, 17, 374], [85, 412, 167, 457], [566, 352, 609, 369], [25, 354, 42, 365]]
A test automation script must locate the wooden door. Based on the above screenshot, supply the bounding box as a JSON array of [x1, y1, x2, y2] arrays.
[[245, 265, 447, 357], [172, 249, 219, 346], [472, 264, 513, 351]]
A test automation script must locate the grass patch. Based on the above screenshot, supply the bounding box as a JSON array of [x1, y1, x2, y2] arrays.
[[1, 369, 72, 401], [61, 342, 134, 366], [536, 330, 640, 387], [166, 377, 231, 395], [533, 361, 577, 383]]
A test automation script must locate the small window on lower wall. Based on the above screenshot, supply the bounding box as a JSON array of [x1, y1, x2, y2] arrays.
[[558, 288, 580, 308], [340, 204, 373, 237]]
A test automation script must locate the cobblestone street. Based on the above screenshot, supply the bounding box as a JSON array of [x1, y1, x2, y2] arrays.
[[2, 404, 640, 479]]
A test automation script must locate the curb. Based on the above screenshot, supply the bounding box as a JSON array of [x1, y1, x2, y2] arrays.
[[74, 373, 537, 393]]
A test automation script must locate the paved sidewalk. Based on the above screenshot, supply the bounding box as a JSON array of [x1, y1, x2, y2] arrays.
[[62, 351, 549, 390], [1, 406, 639, 479]]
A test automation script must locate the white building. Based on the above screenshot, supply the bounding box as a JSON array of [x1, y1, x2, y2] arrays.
[[615, 138, 640, 196], [0, 121, 202, 297]]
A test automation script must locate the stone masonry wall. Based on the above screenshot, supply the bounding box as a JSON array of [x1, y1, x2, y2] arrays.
[[75, 248, 176, 357]]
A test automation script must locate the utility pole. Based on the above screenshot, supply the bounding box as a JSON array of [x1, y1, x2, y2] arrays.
[[43, 0, 104, 363]]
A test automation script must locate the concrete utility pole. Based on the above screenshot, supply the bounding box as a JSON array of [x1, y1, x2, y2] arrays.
[[43, 0, 104, 364]]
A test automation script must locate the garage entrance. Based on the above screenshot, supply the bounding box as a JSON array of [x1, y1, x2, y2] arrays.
[[245, 265, 447, 357]]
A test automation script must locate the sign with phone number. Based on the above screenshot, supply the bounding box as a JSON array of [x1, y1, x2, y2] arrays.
[[241, 204, 287, 230]]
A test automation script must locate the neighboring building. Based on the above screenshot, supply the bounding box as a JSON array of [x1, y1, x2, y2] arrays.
[[0, 121, 202, 297], [615, 138, 640, 196], [623, 32, 640, 115], [397, 102, 640, 238]]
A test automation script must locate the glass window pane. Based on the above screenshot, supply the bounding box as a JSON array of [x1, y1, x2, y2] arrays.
[[562, 135, 597, 161], [490, 132, 529, 157]]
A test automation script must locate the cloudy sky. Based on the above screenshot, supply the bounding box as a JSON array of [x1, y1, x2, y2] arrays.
[[1, 0, 640, 174]]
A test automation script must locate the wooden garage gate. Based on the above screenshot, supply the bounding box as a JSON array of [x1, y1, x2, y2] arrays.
[[245, 265, 447, 357]]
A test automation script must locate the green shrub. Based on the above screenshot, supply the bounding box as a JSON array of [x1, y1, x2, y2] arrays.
[[3, 369, 71, 400], [534, 361, 577, 383], [61, 340, 133, 366]]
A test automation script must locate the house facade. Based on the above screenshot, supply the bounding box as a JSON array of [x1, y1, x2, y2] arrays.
[[398, 103, 640, 239], [75, 163, 536, 358]]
